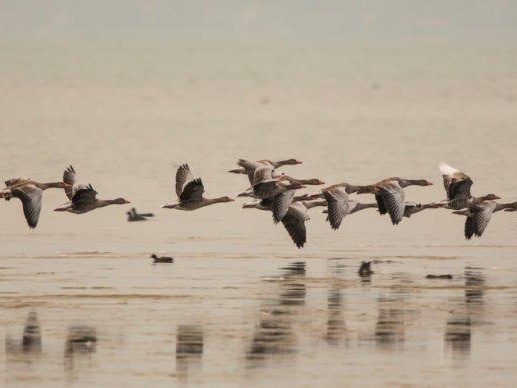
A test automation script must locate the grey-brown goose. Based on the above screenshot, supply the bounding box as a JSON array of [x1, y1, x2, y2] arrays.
[[237, 177, 324, 198], [356, 177, 433, 225], [439, 162, 500, 209], [1, 177, 64, 228], [403, 201, 447, 218], [230, 158, 302, 181], [251, 166, 304, 199], [243, 197, 324, 248], [322, 186, 377, 230], [54, 166, 130, 214], [163, 164, 234, 210], [453, 201, 517, 239]]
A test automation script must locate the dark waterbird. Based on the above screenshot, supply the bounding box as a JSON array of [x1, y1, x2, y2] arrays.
[[127, 207, 154, 221], [151, 254, 174, 263]]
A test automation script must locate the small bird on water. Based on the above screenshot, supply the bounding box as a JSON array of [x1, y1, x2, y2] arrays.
[[151, 254, 174, 263], [127, 207, 154, 221]]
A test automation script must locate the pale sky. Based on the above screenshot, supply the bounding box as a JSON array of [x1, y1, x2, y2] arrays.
[[1, 0, 517, 47]]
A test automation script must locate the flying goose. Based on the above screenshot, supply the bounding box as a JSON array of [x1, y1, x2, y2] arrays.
[[322, 185, 377, 230], [356, 177, 433, 225], [251, 166, 304, 199], [229, 158, 302, 181], [439, 162, 500, 209], [54, 165, 130, 213], [1, 176, 64, 228], [243, 197, 324, 248], [163, 164, 234, 210], [453, 201, 517, 239]]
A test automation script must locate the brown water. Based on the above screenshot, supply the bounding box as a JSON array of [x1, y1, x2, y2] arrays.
[[1, 43, 517, 386]]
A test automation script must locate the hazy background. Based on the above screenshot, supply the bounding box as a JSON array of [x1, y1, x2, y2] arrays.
[[2, 2, 517, 386], [2, 0, 517, 46]]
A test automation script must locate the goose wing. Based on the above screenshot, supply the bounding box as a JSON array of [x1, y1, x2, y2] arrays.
[[375, 194, 387, 215], [439, 162, 473, 202], [281, 204, 309, 248], [378, 181, 405, 225], [179, 178, 204, 202], [11, 185, 43, 228], [272, 190, 296, 223], [63, 165, 78, 200], [323, 187, 348, 230], [72, 184, 97, 207], [469, 201, 496, 237], [237, 159, 268, 184], [175, 164, 195, 198]]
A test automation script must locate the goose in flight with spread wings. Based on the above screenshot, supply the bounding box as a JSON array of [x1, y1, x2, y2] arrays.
[[453, 201, 517, 239], [1, 176, 64, 228], [243, 195, 325, 248], [322, 185, 377, 230], [229, 158, 302, 180], [356, 177, 433, 225], [439, 162, 500, 210], [163, 164, 234, 210], [54, 165, 130, 214]]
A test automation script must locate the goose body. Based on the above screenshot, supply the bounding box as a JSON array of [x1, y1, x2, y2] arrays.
[[163, 164, 233, 211], [251, 166, 304, 199]]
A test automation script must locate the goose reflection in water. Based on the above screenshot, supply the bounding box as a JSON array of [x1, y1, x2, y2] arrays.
[[375, 295, 406, 350], [326, 287, 346, 346], [5, 311, 42, 358], [64, 325, 97, 372], [465, 267, 485, 321], [176, 325, 204, 378], [246, 262, 306, 364]]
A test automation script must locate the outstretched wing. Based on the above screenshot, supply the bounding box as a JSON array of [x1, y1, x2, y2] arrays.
[[281, 204, 309, 249], [63, 165, 78, 200], [11, 185, 43, 228], [470, 202, 496, 237], [175, 164, 195, 198], [323, 187, 348, 230], [379, 181, 405, 225], [439, 162, 473, 202], [180, 178, 204, 202], [72, 184, 97, 207], [272, 190, 296, 223]]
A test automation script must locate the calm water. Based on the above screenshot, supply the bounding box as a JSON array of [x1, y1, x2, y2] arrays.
[[1, 43, 517, 386]]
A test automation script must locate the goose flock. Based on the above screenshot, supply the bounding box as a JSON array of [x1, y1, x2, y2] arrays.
[[1, 160, 516, 248]]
